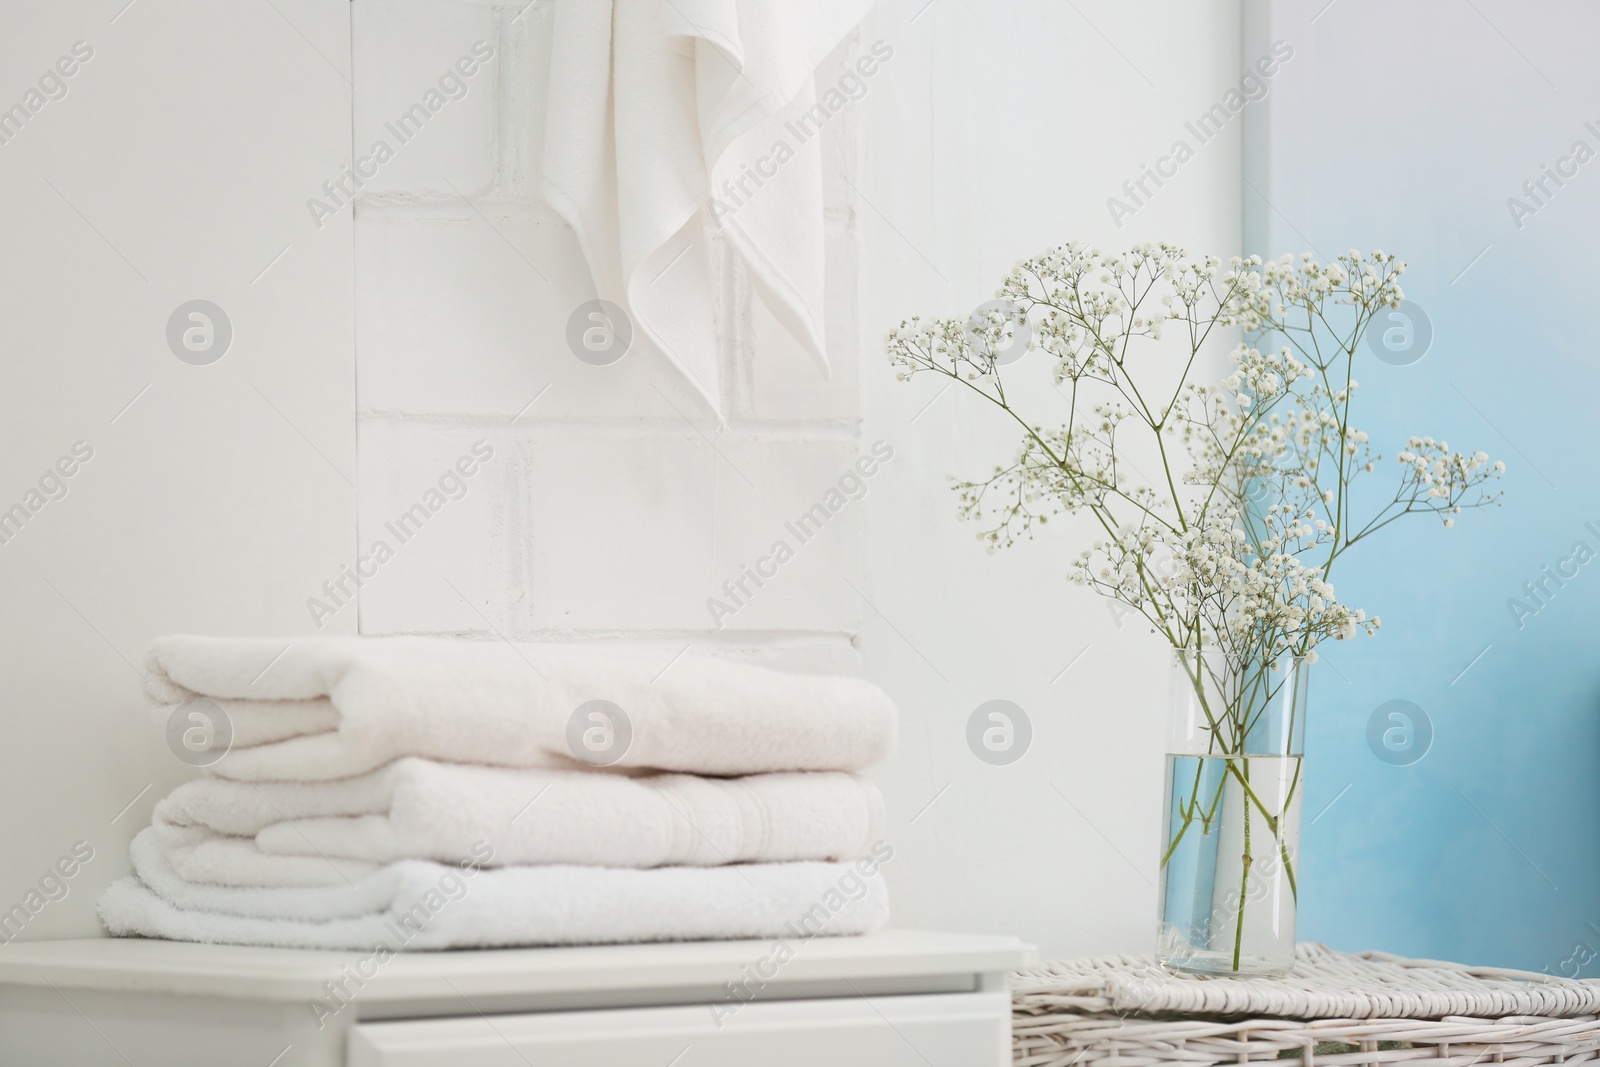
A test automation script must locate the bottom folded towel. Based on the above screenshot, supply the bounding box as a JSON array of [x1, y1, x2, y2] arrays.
[[98, 827, 893, 950]]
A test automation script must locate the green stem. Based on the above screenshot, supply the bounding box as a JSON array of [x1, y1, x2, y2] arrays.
[[1160, 765, 1227, 869], [1224, 758, 1280, 835], [1234, 756, 1252, 972], [1280, 760, 1301, 901], [1223, 755, 1299, 908]]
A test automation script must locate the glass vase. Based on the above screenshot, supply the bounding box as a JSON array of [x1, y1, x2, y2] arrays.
[[1157, 649, 1308, 977]]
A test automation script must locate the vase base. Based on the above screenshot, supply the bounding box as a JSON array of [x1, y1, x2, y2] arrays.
[[1158, 953, 1292, 978]]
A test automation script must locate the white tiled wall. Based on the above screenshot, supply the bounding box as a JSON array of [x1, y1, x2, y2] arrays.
[[352, 0, 866, 666]]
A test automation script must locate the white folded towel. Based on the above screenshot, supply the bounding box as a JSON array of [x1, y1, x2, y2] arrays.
[[153, 758, 885, 872], [145, 636, 897, 781], [165, 832, 379, 888], [542, 0, 875, 413], [100, 827, 892, 950]]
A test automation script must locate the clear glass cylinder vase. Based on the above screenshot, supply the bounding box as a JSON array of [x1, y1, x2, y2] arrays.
[[1157, 649, 1309, 977]]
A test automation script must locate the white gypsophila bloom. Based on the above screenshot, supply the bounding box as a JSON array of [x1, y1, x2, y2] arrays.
[[888, 244, 1502, 671]]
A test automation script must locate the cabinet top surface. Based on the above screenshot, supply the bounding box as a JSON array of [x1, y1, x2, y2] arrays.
[[0, 930, 1035, 1002]]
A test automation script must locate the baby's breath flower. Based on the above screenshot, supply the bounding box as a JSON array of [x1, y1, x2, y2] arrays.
[[889, 243, 1503, 675]]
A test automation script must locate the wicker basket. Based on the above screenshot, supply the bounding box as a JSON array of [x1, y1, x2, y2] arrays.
[[1014, 944, 1600, 1067]]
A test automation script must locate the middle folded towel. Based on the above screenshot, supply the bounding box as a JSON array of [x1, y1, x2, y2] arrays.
[[155, 758, 885, 875]]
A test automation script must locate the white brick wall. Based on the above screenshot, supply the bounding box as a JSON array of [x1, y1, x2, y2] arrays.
[[352, 1, 867, 670]]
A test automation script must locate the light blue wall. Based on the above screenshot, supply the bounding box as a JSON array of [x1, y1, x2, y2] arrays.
[[1250, 0, 1600, 972]]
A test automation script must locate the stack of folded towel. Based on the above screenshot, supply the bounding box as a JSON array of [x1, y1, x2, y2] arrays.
[[98, 636, 898, 950]]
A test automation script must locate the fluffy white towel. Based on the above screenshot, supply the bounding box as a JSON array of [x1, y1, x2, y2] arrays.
[[165, 833, 379, 888], [153, 758, 885, 872], [542, 0, 875, 413], [145, 636, 896, 781], [99, 827, 892, 950]]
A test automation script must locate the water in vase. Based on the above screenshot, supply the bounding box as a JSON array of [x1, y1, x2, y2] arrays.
[[1157, 753, 1302, 976]]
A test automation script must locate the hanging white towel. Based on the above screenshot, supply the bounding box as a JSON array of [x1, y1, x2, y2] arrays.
[[100, 826, 892, 950], [542, 0, 876, 413], [144, 636, 897, 781], [153, 758, 886, 871]]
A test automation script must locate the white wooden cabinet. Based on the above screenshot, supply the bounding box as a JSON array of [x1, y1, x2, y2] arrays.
[[349, 992, 1012, 1066], [0, 931, 1034, 1066]]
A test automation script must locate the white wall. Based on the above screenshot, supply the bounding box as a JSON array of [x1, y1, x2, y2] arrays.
[[855, 2, 1245, 958], [0, 0, 355, 939], [350, 0, 869, 679], [353, 0, 1246, 960]]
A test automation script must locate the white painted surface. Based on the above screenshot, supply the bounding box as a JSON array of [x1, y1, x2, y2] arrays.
[[0, 931, 1032, 1066], [0, 930, 1032, 1001], [0, 0, 355, 941], [348, 992, 1012, 1067]]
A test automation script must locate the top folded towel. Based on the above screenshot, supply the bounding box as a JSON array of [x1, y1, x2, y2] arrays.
[[145, 636, 897, 781]]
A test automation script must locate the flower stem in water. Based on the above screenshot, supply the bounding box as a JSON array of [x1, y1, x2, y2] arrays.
[[1233, 757, 1252, 972]]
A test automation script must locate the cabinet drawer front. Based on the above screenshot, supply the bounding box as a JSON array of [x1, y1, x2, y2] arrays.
[[349, 991, 1010, 1067]]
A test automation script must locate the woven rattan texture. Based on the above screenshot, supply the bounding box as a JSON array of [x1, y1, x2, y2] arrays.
[[1013, 943, 1600, 1067]]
